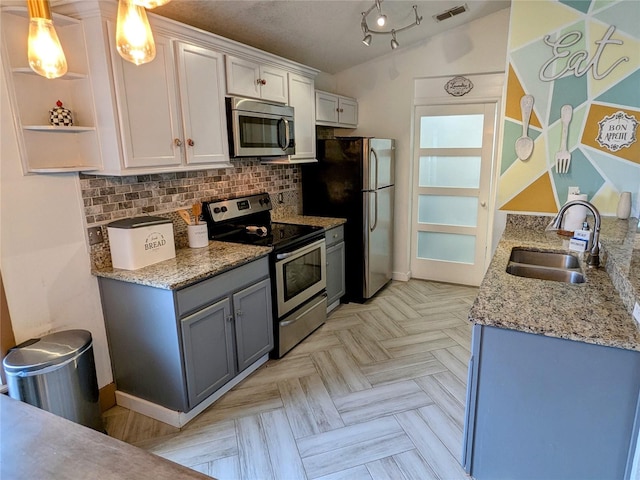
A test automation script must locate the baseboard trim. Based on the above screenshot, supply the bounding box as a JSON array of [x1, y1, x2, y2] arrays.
[[115, 354, 269, 428], [392, 271, 411, 281], [99, 382, 117, 412]]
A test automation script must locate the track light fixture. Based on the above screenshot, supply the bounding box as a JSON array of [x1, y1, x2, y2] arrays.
[[390, 30, 399, 50], [361, 0, 422, 50]]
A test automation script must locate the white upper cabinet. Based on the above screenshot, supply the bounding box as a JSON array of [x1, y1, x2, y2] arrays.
[[315, 90, 358, 127], [287, 73, 316, 162], [226, 55, 288, 103], [175, 42, 229, 166], [1, 7, 101, 173], [109, 26, 230, 173]]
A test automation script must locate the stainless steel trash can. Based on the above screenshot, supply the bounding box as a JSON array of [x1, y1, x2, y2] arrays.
[[2, 329, 104, 431]]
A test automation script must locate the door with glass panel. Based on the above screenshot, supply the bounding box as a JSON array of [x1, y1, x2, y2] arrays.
[[411, 103, 497, 286]]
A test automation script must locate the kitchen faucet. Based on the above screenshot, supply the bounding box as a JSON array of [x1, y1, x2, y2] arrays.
[[549, 200, 601, 268]]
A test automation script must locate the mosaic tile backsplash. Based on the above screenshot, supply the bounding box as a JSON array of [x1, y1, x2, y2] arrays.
[[83, 159, 302, 269]]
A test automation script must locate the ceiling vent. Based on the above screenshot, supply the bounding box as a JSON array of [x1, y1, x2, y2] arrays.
[[433, 4, 468, 22]]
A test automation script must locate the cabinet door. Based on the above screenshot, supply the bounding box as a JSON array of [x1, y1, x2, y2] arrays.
[[181, 297, 235, 408], [225, 55, 261, 99], [326, 241, 346, 306], [175, 42, 229, 165], [110, 31, 182, 168], [338, 97, 358, 126], [288, 74, 315, 161], [315, 91, 339, 124], [233, 279, 274, 372], [260, 65, 288, 103]]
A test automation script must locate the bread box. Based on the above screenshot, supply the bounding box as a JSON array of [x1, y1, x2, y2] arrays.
[[107, 217, 176, 270]]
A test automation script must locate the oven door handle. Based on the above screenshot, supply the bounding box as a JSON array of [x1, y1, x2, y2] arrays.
[[275, 250, 296, 260], [275, 238, 324, 260]]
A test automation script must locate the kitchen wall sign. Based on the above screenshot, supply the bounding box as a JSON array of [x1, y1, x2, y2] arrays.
[[538, 25, 629, 82], [444, 76, 473, 96], [596, 111, 638, 152]]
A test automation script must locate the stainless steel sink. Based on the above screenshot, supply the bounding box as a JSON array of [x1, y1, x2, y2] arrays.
[[506, 263, 585, 284], [509, 248, 580, 269], [506, 248, 585, 284]]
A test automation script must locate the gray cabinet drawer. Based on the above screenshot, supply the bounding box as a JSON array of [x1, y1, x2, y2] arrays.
[[325, 225, 344, 247], [176, 256, 269, 317]]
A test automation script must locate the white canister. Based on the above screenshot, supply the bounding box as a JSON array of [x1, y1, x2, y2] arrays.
[[562, 193, 588, 232], [187, 223, 209, 248], [616, 191, 631, 219]]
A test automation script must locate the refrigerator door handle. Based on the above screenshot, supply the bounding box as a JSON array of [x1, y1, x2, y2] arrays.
[[370, 190, 378, 232], [370, 148, 379, 190]]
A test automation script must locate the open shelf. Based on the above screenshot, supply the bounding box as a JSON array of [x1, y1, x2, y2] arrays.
[[23, 125, 96, 132], [1, 7, 102, 173], [12, 67, 88, 80]]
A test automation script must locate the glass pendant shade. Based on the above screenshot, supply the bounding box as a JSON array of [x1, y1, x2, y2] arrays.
[[116, 0, 156, 65], [27, 1, 67, 79], [132, 0, 172, 8]]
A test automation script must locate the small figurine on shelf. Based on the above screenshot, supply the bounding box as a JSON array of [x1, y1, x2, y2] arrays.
[[49, 100, 73, 126]]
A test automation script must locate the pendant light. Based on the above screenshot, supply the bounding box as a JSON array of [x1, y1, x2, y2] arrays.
[[26, 0, 67, 79], [116, 0, 156, 65]]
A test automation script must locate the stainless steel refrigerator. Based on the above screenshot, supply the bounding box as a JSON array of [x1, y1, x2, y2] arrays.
[[302, 137, 395, 302]]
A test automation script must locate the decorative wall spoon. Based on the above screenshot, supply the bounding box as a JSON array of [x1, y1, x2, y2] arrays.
[[515, 95, 534, 161]]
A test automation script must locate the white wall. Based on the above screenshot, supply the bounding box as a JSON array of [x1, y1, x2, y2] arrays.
[[0, 61, 112, 388], [325, 8, 511, 278]]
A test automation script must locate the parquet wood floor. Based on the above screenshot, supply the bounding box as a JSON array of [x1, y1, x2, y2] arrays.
[[104, 279, 478, 479]]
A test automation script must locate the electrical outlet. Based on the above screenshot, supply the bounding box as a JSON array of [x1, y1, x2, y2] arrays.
[[87, 226, 104, 246], [568, 186, 580, 195], [633, 302, 640, 326]]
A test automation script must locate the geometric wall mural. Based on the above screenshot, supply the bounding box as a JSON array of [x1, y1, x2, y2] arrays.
[[498, 0, 640, 215]]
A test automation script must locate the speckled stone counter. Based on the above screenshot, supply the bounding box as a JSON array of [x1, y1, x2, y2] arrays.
[[469, 215, 640, 352], [93, 241, 271, 290], [274, 214, 347, 230]]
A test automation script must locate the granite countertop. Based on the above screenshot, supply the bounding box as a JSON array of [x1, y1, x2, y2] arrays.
[[93, 241, 272, 290], [274, 214, 347, 230], [470, 215, 640, 352], [92, 216, 346, 290]]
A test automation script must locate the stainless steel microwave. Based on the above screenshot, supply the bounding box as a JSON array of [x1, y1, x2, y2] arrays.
[[226, 97, 295, 157]]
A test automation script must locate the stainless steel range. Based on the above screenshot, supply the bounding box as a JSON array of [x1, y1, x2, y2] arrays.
[[202, 193, 327, 358]]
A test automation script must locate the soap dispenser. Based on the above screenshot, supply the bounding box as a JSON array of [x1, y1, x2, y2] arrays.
[[571, 221, 593, 251]]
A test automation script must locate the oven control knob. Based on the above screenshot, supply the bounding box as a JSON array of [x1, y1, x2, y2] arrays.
[[265, 197, 270, 204], [213, 207, 221, 214], [221, 206, 228, 212]]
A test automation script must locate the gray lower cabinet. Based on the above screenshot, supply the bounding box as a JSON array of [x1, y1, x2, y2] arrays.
[[99, 257, 273, 412], [462, 324, 640, 480], [325, 225, 345, 309]]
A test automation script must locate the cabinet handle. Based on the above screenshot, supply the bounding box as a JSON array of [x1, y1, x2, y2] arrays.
[[257, 78, 266, 85], [174, 138, 183, 147], [187, 138, 194, 147], [227, 315, 234, 322], [236, 310, 243, 317]]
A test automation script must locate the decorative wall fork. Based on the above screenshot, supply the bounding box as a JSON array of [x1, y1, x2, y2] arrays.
[[555, 105, 573, 173]]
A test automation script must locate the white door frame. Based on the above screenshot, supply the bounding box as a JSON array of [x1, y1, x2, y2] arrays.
[[410, 73, 504, 285]]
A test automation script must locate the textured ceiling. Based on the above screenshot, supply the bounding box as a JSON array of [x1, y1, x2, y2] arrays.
[[152, 0, 511, 74]]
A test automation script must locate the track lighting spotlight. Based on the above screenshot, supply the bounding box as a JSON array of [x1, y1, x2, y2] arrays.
[[390, 30, 399, 49], [360, 1, 422, 50]]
